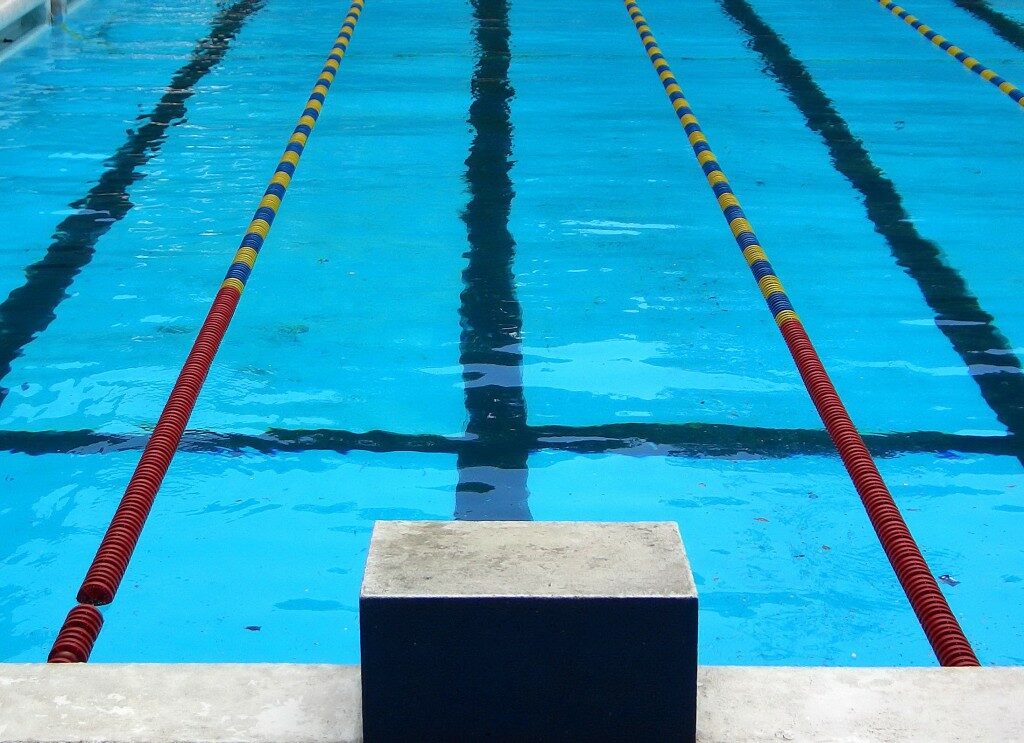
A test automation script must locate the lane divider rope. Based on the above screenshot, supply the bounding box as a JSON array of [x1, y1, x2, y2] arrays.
[[877, 0, 1024, 108], [47, 0, 366, 664], [624, 0, 980, 667]]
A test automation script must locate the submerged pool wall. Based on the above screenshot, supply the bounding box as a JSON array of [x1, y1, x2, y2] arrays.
[[0, 0, 78, 54]]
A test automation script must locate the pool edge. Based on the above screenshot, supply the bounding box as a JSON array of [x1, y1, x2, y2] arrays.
[[0, 0, 86, 61]]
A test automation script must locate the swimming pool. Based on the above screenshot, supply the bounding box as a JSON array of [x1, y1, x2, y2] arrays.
[[1, 0, 1022, 665]]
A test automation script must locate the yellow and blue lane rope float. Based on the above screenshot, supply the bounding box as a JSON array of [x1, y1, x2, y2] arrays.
[[877, 0, 1024, 108], [224, 1, 364, 296], [48, 0, 366, 664], [623, 0, 979, 667]]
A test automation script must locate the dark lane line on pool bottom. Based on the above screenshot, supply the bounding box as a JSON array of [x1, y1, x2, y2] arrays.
[[719, 0, 1024, 467], [1, 423, 1019, 461], [952, 0, 1024, 53], [0, 0, 267, 409], [456, 0, 531, 520]]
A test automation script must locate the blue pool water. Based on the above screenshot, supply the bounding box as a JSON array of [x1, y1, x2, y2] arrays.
[[1, 0, 1023, 665]]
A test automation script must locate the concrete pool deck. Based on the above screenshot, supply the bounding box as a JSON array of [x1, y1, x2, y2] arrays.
[[1, 664, 1023, 742]]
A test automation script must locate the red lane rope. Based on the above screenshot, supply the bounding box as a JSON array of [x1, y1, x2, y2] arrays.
[[780, 322, 979, 666], [47, 0, 366, 663], [48, 605, 103, 664], [77, 289, 238, 608], [625, 0, 979, 666]]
